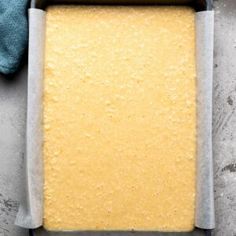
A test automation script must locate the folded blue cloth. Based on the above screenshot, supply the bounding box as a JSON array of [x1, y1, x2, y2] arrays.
[[0, 0, 28, 74]]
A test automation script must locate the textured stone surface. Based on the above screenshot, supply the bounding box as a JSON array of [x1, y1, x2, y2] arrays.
[[0, 0, 236, 235], [213, 0, 236, 236], [0, 65, 28, 236]]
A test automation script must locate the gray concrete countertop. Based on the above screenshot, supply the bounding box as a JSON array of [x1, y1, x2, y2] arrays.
[[213, 0, 236, 235], [0, 1, 235, 235], [0, 65, 27, 236]]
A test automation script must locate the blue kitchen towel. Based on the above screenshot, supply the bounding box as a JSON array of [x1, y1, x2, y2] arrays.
[[0, 0, 28, 74]]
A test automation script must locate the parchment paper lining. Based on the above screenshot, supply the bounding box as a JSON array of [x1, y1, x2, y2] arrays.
[[15, 9, 45, 228], [15, 8, 215, 230], [195, 10, 215, 230]]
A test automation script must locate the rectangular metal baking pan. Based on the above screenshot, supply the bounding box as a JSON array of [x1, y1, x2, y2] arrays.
[[15, 0, 215, 235], [32, 0, 213, 11]]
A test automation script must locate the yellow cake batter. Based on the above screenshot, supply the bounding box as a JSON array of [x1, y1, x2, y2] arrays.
[[43, 6, 196, 231]]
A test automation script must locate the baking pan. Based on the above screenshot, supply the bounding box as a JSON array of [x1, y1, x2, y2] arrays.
[[15, 0, 215, 235], [31, 0, 213, 11]]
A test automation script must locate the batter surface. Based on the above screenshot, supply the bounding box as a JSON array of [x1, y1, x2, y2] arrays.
[[44, 6, 196, 231]]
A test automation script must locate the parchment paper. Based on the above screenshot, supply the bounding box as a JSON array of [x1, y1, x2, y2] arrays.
[[15, 8, 45, 229], [15, 7, 215, 231], [195, 10, 215, 230]]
